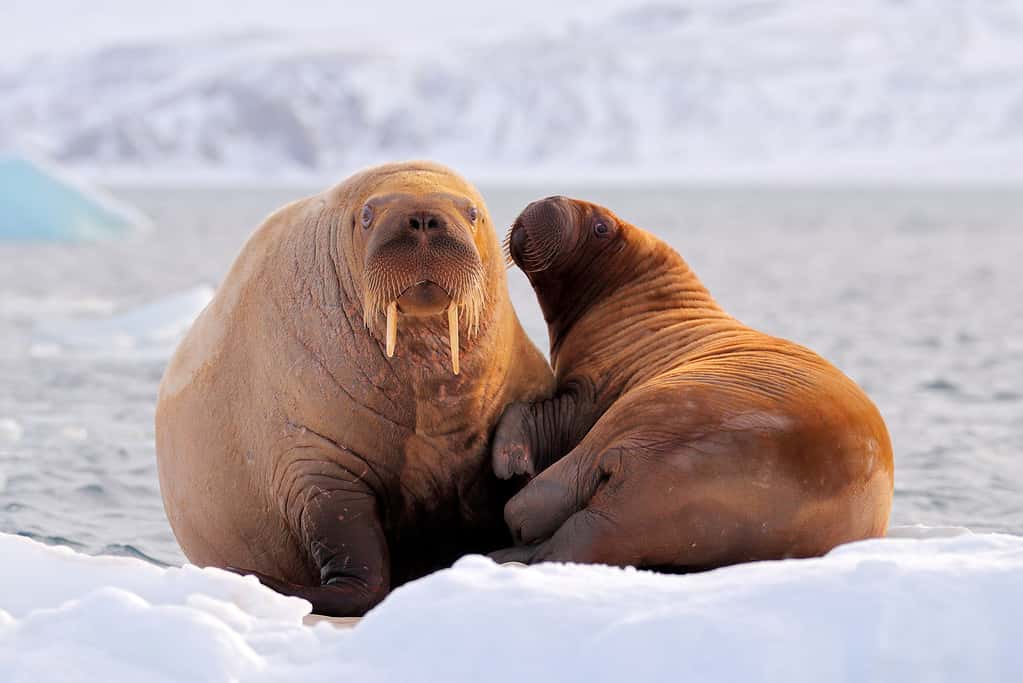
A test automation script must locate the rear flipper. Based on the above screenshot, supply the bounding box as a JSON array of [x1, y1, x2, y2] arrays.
[[490, 441, 631, 566], [488, 430, 804, 570], [231, 490, 390, 617]]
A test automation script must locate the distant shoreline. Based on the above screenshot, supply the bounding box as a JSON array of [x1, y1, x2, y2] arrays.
[[83, 157, 1023, 191]]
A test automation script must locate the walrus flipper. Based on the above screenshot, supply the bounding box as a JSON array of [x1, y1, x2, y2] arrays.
[[492, 389, 596, 480], [234, 491, 390, 617], [490, 438, 621, 566]]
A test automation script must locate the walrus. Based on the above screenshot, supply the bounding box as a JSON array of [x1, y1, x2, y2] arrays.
[[490, 195, 893, 568], [155, 161, 553, 616]]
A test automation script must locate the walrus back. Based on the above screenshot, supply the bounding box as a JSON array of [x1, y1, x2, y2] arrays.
[[661, 333, 894, 538], [155, 198, 319, 577]]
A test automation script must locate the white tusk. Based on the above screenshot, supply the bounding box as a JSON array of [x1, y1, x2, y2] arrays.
[[448, 304, 460, 375], [386, 301, 397, 357]]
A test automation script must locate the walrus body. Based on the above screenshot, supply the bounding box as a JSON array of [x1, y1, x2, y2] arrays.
[[491, 196, 893, 568], [155, 162, 552, 615]]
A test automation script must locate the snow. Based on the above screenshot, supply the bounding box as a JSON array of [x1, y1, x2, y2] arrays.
[[0, 419, 24, 444], [5, 1, 1023, 183], [0, 155, 150, 241], [1, 527, 1021, 682], [0, 294, 116, 319], [32, 285, 214, 359], [0, 1, 629, 64]]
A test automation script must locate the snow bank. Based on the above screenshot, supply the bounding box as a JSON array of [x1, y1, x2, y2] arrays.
[[32, 285, 214, 359], [1, 528, 1021, 682]]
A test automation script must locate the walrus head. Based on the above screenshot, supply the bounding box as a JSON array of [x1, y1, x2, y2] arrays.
[[506, 195, 721, 362], [504, 195, 627, 275], [505, 195, 640, 352], [345, 163, 495, 374]]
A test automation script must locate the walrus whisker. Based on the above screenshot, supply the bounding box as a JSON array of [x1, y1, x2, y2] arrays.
[[517, 234, 560, 273], [362, 252, 487, 348], [502, 230, 515, 268], [501, 220, 562, 273]]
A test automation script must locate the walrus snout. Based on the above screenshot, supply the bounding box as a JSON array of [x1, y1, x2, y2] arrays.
[[363, 205, 483, 320], [362, 200, 487, 375], [402, 211, 448, 233], [507, 196, 573, 273]]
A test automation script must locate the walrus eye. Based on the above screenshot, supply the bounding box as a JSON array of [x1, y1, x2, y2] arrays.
[[361, 205, 374, 229], [469, 206, 478, 223], [593, 221, 611, 238]]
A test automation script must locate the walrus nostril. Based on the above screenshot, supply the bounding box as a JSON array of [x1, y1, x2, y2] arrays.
[[407, 213, 445, 232]]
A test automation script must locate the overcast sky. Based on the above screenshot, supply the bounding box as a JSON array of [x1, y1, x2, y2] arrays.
[[3, 0, 641, 62]]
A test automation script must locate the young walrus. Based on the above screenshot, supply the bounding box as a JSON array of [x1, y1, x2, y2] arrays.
[[490, 196, 893, 568], [155, 162, 553, 616]]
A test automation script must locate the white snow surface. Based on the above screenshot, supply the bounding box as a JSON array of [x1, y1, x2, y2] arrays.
[[5, 0, 1023, 182], [1, 527, 1021, 682], [0, 419, 24, 445]]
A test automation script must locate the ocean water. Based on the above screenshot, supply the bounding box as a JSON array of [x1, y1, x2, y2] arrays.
[[0, 184, 1021, 566]]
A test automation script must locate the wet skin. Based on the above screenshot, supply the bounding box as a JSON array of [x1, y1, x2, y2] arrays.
[[490, 196, 894, 568]]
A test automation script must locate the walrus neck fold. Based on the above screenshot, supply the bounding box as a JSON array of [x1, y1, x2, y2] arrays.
[[538, 238, 712, 354], [547, 246, 734, 391]]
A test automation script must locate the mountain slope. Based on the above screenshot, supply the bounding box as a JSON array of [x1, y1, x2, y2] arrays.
[[5, 1, 1023, 179]]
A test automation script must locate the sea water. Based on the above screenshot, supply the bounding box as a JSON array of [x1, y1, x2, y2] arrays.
[[1, 184, 1021, 566]]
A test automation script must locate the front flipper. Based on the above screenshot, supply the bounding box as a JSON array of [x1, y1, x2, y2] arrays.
[[236, 490, 389, 617], [225, 566, 383, 616], [492, 440, 622, 564], [492, 389, 595, 480]]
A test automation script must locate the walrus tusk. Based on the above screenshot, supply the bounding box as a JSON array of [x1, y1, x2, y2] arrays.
[[448, 304, 460, 375], [386, 301, 397, 357]]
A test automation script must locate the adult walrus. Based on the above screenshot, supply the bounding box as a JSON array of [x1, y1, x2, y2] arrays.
[[155, 161, 552, 616], [490, 195, 893, 569]]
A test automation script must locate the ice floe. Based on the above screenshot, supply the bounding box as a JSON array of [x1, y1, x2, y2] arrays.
[[0, 155, 149, 241], [0, 527, 1020, 682], [32, 285, 214, 359]]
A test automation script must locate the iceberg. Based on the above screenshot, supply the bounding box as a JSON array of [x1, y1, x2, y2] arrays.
[[0, 155, 149, 241], [0, 527, 1020, 682]]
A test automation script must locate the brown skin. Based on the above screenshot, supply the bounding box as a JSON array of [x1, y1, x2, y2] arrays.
[[155, 162, 553, 616], [490, 196, 893, 568]]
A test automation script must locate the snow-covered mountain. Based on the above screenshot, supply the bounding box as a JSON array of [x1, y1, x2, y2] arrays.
[[4, 0, 1023, 181]]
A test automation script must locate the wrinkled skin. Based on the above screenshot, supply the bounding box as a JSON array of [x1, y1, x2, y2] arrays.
[[491, 196, 893, 568], [155, 162, 553, 616]]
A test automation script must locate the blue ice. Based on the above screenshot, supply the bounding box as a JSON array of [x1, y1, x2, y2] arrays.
[[0, 155, 149, 241]]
